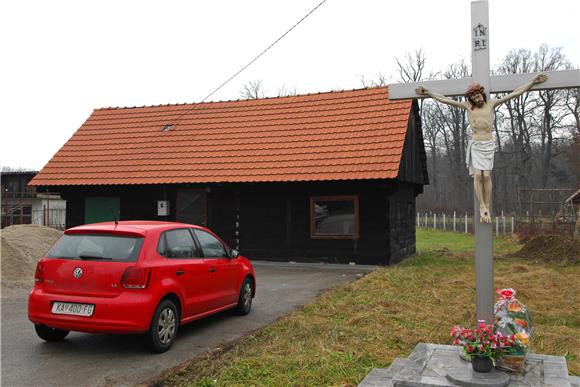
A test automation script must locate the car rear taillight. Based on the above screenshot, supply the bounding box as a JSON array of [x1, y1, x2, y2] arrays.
[[121, 266, 150, 289], [34, 261, 44, 283]]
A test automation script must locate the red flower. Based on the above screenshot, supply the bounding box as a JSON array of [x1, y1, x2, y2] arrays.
[[496, 288, 515, 299], [450, 326, 461, 337]]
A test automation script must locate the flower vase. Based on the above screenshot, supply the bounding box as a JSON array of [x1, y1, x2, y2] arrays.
[[496, 353, 527, 373], [472, 355, 493, 373]]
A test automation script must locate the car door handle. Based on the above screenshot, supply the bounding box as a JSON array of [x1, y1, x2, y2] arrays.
[[175, 270, 185, 276], [208, 267, 217, 273]]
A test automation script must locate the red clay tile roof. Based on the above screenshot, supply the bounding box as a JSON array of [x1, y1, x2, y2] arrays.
[[30, 87, 412, 186]]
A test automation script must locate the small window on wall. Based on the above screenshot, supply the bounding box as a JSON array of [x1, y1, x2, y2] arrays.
[[310, 196, 359, 239]]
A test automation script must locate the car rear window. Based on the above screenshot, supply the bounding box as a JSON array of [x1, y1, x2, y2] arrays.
[[46, 234, 144, 262]]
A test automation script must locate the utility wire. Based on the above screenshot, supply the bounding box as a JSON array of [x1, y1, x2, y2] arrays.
[[171, 0, 328, 125], [200, 0, 328, 103]]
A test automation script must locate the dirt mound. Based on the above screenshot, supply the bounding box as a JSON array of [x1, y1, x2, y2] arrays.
[[514, 234, 579, 263], [1, 225, 62, 287]]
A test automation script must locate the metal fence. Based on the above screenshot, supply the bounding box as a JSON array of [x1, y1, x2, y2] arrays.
[[416, 212, 515, 235], [417, 211, 576, 236]]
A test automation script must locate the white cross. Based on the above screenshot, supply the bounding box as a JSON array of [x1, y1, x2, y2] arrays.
[[388, 0, 580, 324]]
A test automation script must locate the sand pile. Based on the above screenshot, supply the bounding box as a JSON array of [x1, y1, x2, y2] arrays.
[[1, 224, 62, 289], [514, 234, 579, 263]]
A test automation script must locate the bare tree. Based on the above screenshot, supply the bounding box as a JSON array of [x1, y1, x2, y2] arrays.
[[564, 88, 580, 135], [240, 80, 266, 99], [394, 49, 428, 83], [277, 84, 298, 97], [359, 73, 388, 87], [532, 45, 572, 186], [494, 48, 538, 195]]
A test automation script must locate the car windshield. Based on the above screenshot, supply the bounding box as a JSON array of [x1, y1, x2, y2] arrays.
[[46, 234, 144, 262]]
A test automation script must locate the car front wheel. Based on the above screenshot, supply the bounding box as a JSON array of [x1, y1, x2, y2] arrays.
[[147, 299, 178, 353], [235, 277, 253, 316], [34, 324, 70, 342]]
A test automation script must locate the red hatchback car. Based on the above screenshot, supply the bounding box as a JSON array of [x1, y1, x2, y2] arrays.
[[28, 221, 256, 352]]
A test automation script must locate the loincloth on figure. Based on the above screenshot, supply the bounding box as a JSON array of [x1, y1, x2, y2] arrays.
[[466, 139, 495, 176]]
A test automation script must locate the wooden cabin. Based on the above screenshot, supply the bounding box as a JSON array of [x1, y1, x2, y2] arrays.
[[30, 87, 428, 265]]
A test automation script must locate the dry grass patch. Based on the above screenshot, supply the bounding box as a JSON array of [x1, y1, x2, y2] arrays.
[[152, 229, 579, 386]]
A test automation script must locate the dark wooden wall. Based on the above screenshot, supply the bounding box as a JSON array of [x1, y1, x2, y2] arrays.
[[398, 101, 429, 188], [387, 182, 417, 264], [234, 181, 390, 265], [60, 185, 177, 228], [56, 179, 421, 265]]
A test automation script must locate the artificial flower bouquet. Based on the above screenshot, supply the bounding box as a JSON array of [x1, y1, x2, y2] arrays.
[[451, 321, 528, 372], [493, 288, 532, 372], [450, 288, 532, 373], [451, 321, 502, 363]]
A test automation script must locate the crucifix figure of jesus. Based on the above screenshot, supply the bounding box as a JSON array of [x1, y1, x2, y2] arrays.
[[415, 73, 547, 223], [388, 0, 579, 324]]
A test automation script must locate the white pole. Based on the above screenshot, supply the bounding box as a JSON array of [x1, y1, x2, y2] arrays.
[[465, 213, 468, 233], [443, 213, 446, 230], [511, 216, 515, 234], [425, 213, 428, 227], [454, 211, 457, 232], [495, 217, 499, 235], [502, 216, 506, 235], [433, 213, 437, 230]]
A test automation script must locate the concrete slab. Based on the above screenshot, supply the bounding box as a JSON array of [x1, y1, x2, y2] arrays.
[[359, 358, 410, 387], [359, 343, 575, 387]]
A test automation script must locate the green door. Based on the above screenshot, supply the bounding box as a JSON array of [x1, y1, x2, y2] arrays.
[[85, 197, 120, 224]]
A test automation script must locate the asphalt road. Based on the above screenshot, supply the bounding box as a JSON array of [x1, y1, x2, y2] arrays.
[[1, 261, 376, 387]]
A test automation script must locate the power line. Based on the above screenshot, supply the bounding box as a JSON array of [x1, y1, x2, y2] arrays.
[[200, 0, 328, 103]]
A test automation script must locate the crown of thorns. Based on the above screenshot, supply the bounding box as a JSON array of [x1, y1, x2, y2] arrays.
[[465, 83, 485, 98]]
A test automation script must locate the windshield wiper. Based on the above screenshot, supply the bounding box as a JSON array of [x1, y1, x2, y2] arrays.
[[79, 255, 113, 260]]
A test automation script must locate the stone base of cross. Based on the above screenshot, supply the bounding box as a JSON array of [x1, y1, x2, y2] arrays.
[[389, 0, 580, 324]]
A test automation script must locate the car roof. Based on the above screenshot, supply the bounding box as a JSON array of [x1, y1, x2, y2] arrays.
[[66, 221, 204, 235]]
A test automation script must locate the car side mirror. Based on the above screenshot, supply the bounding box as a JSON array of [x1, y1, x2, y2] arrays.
[[229, 249, 240, 259]]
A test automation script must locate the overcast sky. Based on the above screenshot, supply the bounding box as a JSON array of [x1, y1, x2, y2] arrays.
[[1, 0, 578, 171]]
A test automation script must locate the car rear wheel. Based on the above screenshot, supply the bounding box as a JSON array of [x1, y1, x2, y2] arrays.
[[235, 277, 253, 316], [34, 324, 70, 342], [147, 299, 178, 353]]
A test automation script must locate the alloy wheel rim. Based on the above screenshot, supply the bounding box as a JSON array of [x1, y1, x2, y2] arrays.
[[158, 307, 176, 344], [243, 283, 252, 309]]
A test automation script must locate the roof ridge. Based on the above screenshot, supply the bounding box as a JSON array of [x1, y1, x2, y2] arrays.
[[94, 86, 389, 111]]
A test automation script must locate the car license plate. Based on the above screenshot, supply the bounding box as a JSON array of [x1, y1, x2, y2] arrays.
[[51, 302, 94, 317]]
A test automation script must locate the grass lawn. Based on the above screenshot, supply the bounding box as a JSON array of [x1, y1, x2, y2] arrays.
[[156, 229, 579, 386]]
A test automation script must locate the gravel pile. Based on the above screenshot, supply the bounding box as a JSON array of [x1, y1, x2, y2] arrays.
[[1, 224, 62, 294]]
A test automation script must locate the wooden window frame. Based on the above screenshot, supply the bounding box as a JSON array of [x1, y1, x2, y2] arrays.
[[310, 195, 360, 240]]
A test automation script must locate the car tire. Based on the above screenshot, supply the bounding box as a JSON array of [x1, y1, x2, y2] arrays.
[[34, 324, 70, 342], [147, 299, 179, 353], [235, 277, 253, 316]]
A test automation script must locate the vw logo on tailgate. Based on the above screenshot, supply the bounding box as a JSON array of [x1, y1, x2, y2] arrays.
[[73, 267, 83, 279]]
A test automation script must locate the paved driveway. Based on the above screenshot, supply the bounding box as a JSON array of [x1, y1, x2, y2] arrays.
[[1, 261, 376, 387]]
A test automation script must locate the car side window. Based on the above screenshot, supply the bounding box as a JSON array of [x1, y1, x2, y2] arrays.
[[193, 229, 227, 258], [161, 229, 199, 258]]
